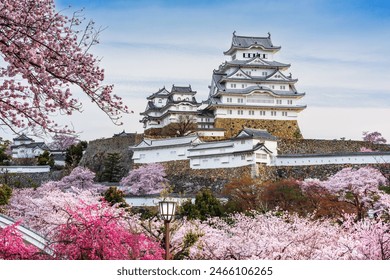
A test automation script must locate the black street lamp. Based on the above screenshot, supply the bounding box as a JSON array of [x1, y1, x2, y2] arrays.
[[158, 200, 177, 260]]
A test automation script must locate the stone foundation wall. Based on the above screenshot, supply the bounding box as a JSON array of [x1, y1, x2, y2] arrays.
[[0, 171, 63, 189], [214, 118, 302, 139], [135, 160, 252, 194], [278, 139, 390, 154], [257, 163, 390, 182]]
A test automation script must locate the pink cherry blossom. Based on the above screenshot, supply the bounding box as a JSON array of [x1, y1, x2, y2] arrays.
[[0, 0, 129, 134]]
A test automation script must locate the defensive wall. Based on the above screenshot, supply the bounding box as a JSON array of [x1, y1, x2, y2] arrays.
[[80, 133, 390, 193], [79, 133, 143, 179]]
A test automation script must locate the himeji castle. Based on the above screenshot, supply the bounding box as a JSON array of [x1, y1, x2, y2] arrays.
[[140, 32, 307, 139]]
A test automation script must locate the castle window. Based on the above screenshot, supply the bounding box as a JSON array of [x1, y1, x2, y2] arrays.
[[227, 109, 233, 115], [271, 85, 275, 89], [241, 155, 246, 160], [177, 97, 181, 101], [271, 111, 277, 116], [158, 99, 162, 103], [249, 110, 255, 115], [243, 53, 246, 58], [262, 72, 267, 76], [276, 100, 282, 104], [282, 112, 288, 116], [263, 54, 268, 59], [237, 98, 244, 103], [227, 97, 232, 103], [230, 83, 236, 88], [260, 111, 266, 116], [237, 110, 244, 115], [280, 85, 286, 90], [288, 100, 293, 105]]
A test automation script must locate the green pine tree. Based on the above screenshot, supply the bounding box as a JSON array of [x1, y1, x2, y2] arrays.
[[101, 153, 124, 182]]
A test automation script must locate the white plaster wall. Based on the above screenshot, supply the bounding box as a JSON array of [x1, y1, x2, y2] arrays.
[[133, 145, 191, 164], [214, 108, 297, 120], [190, 153, 255, 169], [273, 154, 390, 166], [0, 166, 50, 173]]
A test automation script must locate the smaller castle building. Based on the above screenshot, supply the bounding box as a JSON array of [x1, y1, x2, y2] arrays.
[[10, 134, 49, 159], [131, 128, 278, 169]]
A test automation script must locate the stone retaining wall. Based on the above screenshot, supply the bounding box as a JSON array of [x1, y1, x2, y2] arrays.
[[135, 160, 252, 194], [214, 118, 302, 139], [278, 139, 390, 154], [79, 134, 143, 179]]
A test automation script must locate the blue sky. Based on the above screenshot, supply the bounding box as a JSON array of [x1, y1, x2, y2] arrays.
[[15, 0, 390, 141]]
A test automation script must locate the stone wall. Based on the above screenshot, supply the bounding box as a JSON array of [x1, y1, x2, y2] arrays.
[[278, 139, 390, 154], [256, 163, 390, 182], [214, 118, 302, 139], [0, 171, 63, 188], [135, 160, 252, 194], [79, 134, 143, 179]]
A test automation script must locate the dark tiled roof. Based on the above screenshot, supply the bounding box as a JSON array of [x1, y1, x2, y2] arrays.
[[236, 128, 278, 141], [13, 133, 33, 141], [224, 32, 281, 55], [171, 85, 197, 94]]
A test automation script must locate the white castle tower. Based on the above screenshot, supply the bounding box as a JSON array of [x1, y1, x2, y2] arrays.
[[202, 32, 306, 138]]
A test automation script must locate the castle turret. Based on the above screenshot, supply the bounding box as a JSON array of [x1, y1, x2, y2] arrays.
[[140, 85, 200, 137]]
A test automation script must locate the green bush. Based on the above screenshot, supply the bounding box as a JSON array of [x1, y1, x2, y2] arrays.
[[0, 184, 12, 206], [179, 188, 223, 221]]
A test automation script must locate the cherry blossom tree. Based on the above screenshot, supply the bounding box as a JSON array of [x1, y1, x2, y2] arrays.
[[120, 163, 168, 195], [302, 167, 389, 220], [50, 202, 164, 260], [0, 222, 41, 259], [0, 0, 130, 134], [43, 166, 105, 192], [48, 134, 78, 151], [167, 212, 390, 260], [363, 131, 387, 144]]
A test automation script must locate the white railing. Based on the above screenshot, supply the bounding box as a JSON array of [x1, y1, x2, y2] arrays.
[[0, 214, 52, 255], [0, 165, 50, 173]]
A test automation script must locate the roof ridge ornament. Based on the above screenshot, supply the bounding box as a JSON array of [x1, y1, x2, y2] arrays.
[[268, 32, 271, 39]]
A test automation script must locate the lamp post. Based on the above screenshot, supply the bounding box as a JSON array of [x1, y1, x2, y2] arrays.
[[159, 200, 177, 260]]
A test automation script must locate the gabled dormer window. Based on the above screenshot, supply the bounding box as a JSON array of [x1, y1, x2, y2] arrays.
[[158, 99, 162, 103]]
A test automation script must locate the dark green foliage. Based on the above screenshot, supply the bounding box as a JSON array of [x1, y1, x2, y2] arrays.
[[131, 206, 159, 220], [65, 141, 87, 167], [100, 153, 124, 182], [379, 185, 390, 194], [173, 231, 201, 260], [0, 184, 12, 206], [0, 140, 10, 165], [37, 151, 54, 167], [102, 186, 129, 208], [179, 188, 223, 221]]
